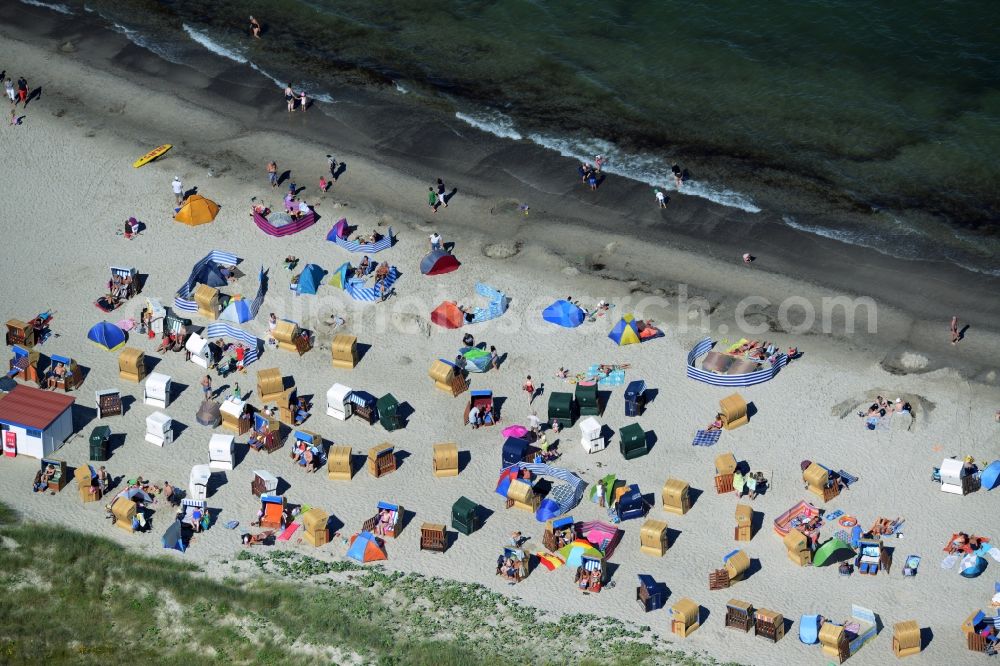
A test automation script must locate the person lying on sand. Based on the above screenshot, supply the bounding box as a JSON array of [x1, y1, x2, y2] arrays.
[[706, 413, 724, 432], [242, 531, 274, 546]]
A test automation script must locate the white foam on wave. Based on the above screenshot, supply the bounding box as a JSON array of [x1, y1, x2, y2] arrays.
[[528, 132, 762, 213], [455, 110, 523, 140], [452, 106, 759, 212], [182, 24, 332, 103], [182, 24, 247, 64], [783, 215, 1000, 276], [782, 214, 925, 260], [19, 0, 73, 15]]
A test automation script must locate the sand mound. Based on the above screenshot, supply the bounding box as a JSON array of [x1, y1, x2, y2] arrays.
[[830, 389, 935, 427], [881, 349, 933, 375], [483, 241, 521, 259]]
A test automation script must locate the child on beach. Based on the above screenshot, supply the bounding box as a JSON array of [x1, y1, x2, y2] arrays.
[[523, 376, 534, 399], [299, 91, 307, 112], [319, 176, 328, 192]]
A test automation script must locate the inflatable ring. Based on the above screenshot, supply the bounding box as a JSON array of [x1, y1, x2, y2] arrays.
[[839, 516, 858, 528]]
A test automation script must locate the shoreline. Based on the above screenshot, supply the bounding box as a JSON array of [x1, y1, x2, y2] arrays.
[[2, 7, 1000, 666]]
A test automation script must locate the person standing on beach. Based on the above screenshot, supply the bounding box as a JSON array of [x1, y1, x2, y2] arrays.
[[249, 16, 262, 39], [655, 189, 666, 208], [172, 176, 183, 206], [436, 178, 448, 208], [950, 315, 960, 345], [429, 232, 442, 251], [4, 79, 14, 104], [15, 77, 27, 106], [326, 155, 338, 178], [201, 375, 212, 400], [523, 376, 535, 402], [285, 84, 294, 112], [267, 161, 278, 188], [427, 187, 439, 213]]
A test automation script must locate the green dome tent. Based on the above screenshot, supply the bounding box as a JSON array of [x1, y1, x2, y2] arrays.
[[813, 537, 854, 567]]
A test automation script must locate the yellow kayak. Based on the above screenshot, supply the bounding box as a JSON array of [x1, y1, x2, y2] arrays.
[[133, 144, 172, 168]]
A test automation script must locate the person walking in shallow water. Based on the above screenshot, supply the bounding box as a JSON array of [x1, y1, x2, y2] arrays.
[[672, 163, 683, 189], [285, 84, 294, 112], [249, 16, 262, 38]]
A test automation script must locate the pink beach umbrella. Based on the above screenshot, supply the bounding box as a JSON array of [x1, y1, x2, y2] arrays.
[[502, 425, 530, 439]]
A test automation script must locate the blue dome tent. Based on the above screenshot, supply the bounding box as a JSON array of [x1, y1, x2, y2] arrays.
[[292, 263, 326, 296], [219, 298, 253, 324], [542, 300, 585, 328], [87, 321, 127, 351]]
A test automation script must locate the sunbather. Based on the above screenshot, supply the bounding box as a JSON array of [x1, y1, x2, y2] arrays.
[[241, 530, 275, 546], [706, 413, 724, 431]]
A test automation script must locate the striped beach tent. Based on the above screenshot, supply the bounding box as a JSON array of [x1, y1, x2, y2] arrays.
[[175, 250, 241, 313]]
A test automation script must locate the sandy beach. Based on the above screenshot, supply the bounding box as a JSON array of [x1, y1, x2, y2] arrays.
[[1, 5, 999, 665]]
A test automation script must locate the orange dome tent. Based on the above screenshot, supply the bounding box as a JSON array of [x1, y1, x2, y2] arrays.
[[431, 301, 465, 329], [174, 195, 220, 226]]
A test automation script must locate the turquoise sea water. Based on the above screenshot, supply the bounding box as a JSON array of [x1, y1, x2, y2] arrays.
[[35, 0, 1000, 270]]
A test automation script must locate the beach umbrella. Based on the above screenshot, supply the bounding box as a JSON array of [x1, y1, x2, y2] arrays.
[[981, 460, 1000, 490], [326, 217, 349, 241], [431, 301, 464, 329], [558, 539, 603, 568], [420, 249, 460, 276], [174, 194, 220, 225], [329, 262, 351, 290], [219, 297, 253, 324], [542, 299, 585, 328], [959, 554, 987, 578], [608, 314, 641, 345], [813, 538, 855, 566], [502, 425, 530, 439], [266, 211, 294, 228], [87, 321, 127, 351], [117, 487, 153, 503]]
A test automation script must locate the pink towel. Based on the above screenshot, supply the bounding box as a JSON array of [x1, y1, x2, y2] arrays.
[[276, 522, 300, 541]]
